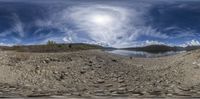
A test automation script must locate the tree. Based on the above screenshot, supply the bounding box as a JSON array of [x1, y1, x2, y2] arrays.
[[47, 40, 56, 45]]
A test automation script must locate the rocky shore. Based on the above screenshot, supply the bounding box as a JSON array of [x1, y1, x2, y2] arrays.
[[0, 49, 200, 98]]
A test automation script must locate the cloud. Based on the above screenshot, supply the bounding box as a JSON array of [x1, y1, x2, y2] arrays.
[[48, 4, 168, 48], [144, 40, 166, 45], [12, 14, 25, 38], [183, 40, 200, 46], [0, 14, 25, 38], [0, 42, 13, 46], [0, 0, 199, 47]]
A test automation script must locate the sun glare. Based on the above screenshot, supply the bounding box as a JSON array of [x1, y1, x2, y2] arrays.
[[90, 14, 113, 26]]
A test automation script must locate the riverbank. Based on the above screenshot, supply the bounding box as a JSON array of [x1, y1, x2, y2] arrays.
[[0, 49, 200, 98]]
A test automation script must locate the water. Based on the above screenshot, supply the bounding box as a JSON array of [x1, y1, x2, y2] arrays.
[[106, 50, 185, 58]]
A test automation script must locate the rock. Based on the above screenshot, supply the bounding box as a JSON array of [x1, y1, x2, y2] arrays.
[[43, 60, 49, 64], [96, 79, 105, 84], [193, 62, 197, 65], [116, 88, 127, 94], [72, 92, 81, 96], [118, 79, 125, 83], [105, 84, 113, 87], [80, 70, 86, 74], [112, 59, 117, 62], [89, 61, 93, 64], [67, 58, 72, 61], [109, 89, 116, 93], [94, 90, 105, 96], [131, 91, 144, 96], [119, 84, 127, 87]]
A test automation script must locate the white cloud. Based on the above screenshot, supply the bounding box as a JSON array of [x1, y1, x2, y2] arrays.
[[32, 3, 172, 48], [0, 42, 13, 46], [0, 14, 25, 38], [184, 40, 200, 46], [56, 5, 168, 48], [144, 40, 166, 45], [11, 13, 25, 38]]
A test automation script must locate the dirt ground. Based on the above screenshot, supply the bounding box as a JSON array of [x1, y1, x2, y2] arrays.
[[0, 49, 200, 98]]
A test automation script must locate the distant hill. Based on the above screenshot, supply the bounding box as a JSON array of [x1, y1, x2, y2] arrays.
[[1, 43, 200, 53], [121, 44, 199, 53], [0, 43, 103, 53], [185, 45, 200, 51]]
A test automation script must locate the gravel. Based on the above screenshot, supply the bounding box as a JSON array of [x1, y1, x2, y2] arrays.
[[0, 49, 199, 98]]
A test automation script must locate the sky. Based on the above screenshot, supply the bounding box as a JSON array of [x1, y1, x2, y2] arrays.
[[0, 0, 200, 47]]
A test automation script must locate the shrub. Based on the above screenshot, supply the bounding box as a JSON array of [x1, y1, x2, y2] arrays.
[[47, 40, 56, 45]]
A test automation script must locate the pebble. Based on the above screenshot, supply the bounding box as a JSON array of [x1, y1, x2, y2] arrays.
[[72, 92, 81, 96], [118, 79, 125, 83], [43, 60, 49, 64], [96, 79, 105, 84], [80, 70, 86, 74], [112, 59, 117, 62], [105, 84, 113, 87], [116, 88, 127, 94], [94, 90, 104, 93], [119, 84, 127, 87]]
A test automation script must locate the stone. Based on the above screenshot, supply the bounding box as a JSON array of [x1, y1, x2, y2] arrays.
[[112, 59, 117, 62], [105, 84, 113, 87], [80, 70, 86, 74], [43, 60, 49, 64], [118, 79, 125, 83], [96, 79, 105, 84]]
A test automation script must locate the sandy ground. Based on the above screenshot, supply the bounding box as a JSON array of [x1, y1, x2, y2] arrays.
[[0, 49, 200, 98]]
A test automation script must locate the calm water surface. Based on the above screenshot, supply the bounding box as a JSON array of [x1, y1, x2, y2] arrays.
[[106, 50, 185, 58]]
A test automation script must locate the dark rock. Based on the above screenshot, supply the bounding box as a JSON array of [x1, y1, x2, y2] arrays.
[[112, 59, 117, 62], [80, 70, 86, 74]]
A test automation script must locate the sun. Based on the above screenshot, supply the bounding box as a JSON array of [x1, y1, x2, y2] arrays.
[[90, 14, 114, 27]]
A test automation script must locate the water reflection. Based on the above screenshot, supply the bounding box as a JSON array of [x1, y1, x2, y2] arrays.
[[106, 50, 185, 58]]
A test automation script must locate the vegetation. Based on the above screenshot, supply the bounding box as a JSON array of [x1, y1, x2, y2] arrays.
[[47, 40, 57, 45], [0, 43, 103, 53]]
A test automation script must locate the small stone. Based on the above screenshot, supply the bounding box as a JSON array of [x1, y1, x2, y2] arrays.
[[89, 61, 93, 64], [112, 59, 117, 62], [119, 84, 127, 87], [53, 71, 59, 74], [68, 58, 72, 61], [109, 89, 116, 93], [193, 62, 197, 65], [95, 90, 104, 93], [43, 60, 49, 64], [167, 93, 173, 96], [96, 79, 105, 84], [118, 79, 125, 83], [116, 88, 127, 94], [80, 70, 86, 74], [105, 84, 113, 87], [72, 92, 81, 96]]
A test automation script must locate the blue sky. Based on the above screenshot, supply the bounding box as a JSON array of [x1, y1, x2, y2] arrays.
[[0, 0, 200, 47]]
